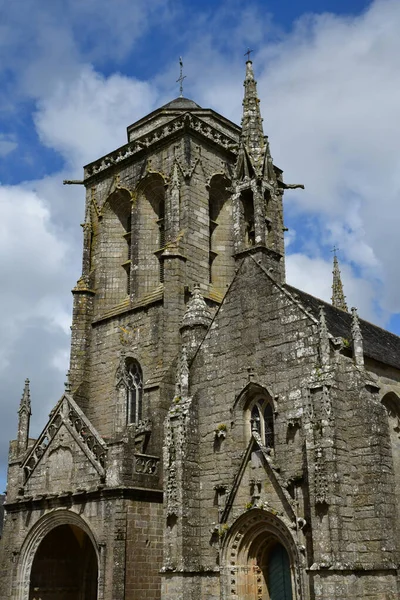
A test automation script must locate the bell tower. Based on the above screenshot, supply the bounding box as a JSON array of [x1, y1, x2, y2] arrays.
[[1, 60, 296, 600]]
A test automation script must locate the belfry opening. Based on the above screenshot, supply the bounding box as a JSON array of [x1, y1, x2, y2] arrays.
[[29, 524, 98, 600]]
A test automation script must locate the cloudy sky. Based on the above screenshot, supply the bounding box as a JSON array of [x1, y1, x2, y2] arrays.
[[0, 0, 399, 492]]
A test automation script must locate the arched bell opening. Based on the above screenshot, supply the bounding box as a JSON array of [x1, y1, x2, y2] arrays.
[[96, 188, 132, 307], [208, 174, 234, 293], [29, 523, 98, 600], [240, 188, 255, 248], [134, 173, 166, 294]]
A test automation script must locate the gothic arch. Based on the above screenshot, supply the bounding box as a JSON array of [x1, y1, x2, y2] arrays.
[[233, 383, 276, 448], [208, 174, 234, 293], [94, 187, 133, 307], [133, 173, 166, 293], [221, 509, 303, 600], [114, 354, 144, 432], [16, 509, 101, 600], [239, 187, 255, 248], [381, 391, 400, 421]]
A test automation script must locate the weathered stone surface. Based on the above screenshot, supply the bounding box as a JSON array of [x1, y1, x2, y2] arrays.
[[1, 61, 400, 600]]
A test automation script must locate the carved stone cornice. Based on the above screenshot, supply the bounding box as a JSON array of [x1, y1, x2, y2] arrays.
[[84, 113, 239, 183]]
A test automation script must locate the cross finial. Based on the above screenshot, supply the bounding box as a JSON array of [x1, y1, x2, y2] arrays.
[[331, 245, 339, 256], [176, 57, 186, 98], [244, 48, 253, 62]]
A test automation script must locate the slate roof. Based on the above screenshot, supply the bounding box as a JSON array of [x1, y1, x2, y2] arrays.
[[285, 285, 400, 370]]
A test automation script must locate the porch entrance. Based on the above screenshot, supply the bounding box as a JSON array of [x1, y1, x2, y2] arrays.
[[29, 523, 98, 600]]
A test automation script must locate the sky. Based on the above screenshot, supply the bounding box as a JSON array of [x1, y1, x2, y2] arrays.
[[0, 0, 399, 492]]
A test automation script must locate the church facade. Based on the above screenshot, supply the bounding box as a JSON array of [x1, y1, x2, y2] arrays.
[[1, 60, 400, 600]]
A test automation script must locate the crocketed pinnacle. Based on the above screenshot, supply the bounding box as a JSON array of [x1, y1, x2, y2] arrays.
[[331, 253, 348, 312], [19, 378, 31, 415], [181, 284, 212, 330], [351, 307, 362, 341], [241, 60, 265, 167]]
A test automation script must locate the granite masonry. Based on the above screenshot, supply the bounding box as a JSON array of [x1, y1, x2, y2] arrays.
[[0, 60, 399, 600]]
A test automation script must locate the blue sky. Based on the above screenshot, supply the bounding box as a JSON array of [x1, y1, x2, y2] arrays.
[[0, 0, 399, 491]]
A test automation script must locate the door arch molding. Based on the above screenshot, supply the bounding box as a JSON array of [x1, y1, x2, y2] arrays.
[[221, 509, 304, 600], [16, 509, 101, 600]]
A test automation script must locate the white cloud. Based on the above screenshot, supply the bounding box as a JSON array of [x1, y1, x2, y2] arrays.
[[0, 186, 69, 354], [286, 253, 379, 324], [34, 66, 157, 168]]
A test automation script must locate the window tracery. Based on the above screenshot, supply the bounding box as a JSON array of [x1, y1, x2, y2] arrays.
[[117, 358, 143, 425], [249, 398, 274, 449]]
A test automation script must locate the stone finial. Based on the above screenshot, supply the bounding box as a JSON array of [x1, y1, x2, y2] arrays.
[[351, 307, 364, 367], [17, 379, 31, 453], [331, 252, 348, 312], [181, 284, 212, 330], [175, 344, 189, 398], [318, 305, 330, 367], [64, 370, 72, 393]]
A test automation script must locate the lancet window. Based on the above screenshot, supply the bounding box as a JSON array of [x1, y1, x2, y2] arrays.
[[250, 398, 274, 449], [98, 188, 132, 306], [208, 174, 234, 292], [126, 360, 143, 424], [134, 174, 166, 294], [240, 188, 255, 247], [117, 358, 143, 425]]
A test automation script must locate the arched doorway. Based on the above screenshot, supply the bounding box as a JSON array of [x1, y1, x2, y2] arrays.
[[29, 523, 98, 600], [222, 510, 300, 600], [248, 534, 293, 600], [241, 534, 293, 600]]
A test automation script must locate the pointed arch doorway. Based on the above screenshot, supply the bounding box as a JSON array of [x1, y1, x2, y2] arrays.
[[247, 535, 293, 600], [29, 523, 98, 600], [222, 509, 299, 600]]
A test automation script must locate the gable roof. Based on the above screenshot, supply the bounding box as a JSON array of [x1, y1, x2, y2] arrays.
[[286, 284, 400, 370], [22, 393, 107, 484]]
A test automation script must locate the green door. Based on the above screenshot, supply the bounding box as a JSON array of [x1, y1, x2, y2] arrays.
[[267, 544, 293, 600]]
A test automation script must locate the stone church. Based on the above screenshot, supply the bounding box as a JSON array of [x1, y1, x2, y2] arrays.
[[1, 59, 400, 600]]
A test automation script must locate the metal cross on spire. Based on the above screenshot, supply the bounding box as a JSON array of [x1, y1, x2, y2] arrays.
[[176, 57, 186, 97], [244, 48, 253, 61]]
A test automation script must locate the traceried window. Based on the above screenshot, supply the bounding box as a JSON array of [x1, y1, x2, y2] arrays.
[[116, 358, 143, 425], [126, 360, 143, 424], [250, 398, 274, 449]]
